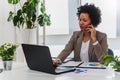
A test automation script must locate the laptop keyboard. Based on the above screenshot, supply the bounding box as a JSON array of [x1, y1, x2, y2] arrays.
[[55, 66, 75, 73]]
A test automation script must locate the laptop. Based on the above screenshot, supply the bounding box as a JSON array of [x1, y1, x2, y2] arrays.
[[22, 44, 75, 74]]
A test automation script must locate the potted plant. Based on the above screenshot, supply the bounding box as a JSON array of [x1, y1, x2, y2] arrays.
[[101, 54, 120, 78], [7, 0, 51, 44], [0, 42, 18, 70], [7, 0, 51, 29]]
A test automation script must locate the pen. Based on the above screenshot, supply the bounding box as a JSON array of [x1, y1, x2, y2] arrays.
[[78, 66, 106, 69]]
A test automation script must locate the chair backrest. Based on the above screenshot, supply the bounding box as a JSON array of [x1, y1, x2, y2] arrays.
[[108, 48, 114, 56]]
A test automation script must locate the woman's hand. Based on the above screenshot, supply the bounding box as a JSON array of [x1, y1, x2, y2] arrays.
[[87, 25, 97, 43], [52, 59, 62, 67]]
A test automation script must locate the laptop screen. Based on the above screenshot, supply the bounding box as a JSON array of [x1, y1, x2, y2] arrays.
[[22, 44, 75, 74]]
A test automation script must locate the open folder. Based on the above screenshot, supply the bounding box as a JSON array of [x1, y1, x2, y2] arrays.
[[60, 61, 106, 69], [78, 62, 106, 69]]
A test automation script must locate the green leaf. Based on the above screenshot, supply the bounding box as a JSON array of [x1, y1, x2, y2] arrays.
[[8, 0, 12, 4], [17, 9, 22, 16], [0, 43, 18, 60], [7, 0, 51, 29], [29, 0, 40, 8], [8, 0, 19, 4], [101, 54, 120, 71], [40, 3, 45, 14], [32, 14, 36, 22], [37, 13, 51, 26], [7, 11, 14, 22], [27, 21, 32, 29], [13, 15, 19, 26], [101, 55, 114, 66]]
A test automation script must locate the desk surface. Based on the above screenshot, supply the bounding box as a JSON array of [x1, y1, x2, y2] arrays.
[[0, 62, 118, 80]]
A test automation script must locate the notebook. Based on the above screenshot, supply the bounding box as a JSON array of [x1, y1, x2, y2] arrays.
[[60, 61, 83, 68], [22, 44, 75, 74]]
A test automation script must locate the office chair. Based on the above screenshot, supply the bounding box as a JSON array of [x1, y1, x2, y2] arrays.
[[108, 48, 114, 56]]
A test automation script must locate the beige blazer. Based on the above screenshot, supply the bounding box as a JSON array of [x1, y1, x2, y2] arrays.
[[57, 31, 108, 62]]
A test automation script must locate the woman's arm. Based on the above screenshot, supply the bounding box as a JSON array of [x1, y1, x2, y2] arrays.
[[93, 33, 108, 61]]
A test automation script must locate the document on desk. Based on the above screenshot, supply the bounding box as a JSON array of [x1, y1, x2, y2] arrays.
[[79, 62, 106, 69], [60, 61, 83, 67]]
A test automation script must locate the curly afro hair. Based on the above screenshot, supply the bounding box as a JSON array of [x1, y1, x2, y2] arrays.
[[77, 3, 101, 27]]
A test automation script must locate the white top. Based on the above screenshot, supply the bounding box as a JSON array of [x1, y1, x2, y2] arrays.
[[80, 40, 90, 62]]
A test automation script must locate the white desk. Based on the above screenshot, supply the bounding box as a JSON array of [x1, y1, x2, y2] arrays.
[[0, 62, 118, 80]]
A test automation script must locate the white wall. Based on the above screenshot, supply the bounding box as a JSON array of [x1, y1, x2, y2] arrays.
[[0, 0, 120, 57], [39, 0, 69, 35], [39, 0, 120, 57], [81, 0, 117, 38], [117, 0, 120, 36], [0, 0, 15, 45]]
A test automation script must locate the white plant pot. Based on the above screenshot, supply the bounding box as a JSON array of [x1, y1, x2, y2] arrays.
[[16, 28, 37, 44], [3, 61, 12, 70], [15, 28, 37, 62], [115, 71, 120, 80]]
